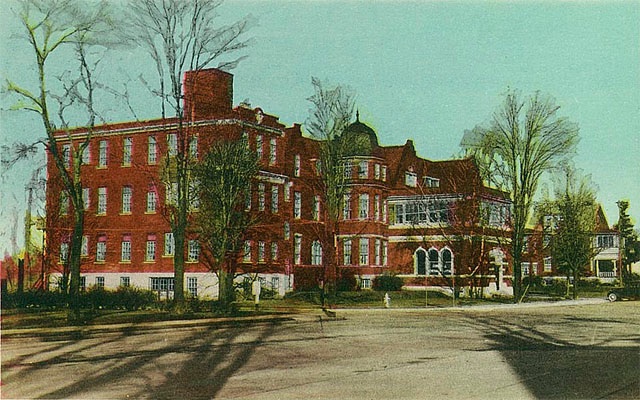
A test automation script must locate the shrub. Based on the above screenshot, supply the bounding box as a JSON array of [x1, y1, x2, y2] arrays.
[[373, 273, 404, 291], [336, 269, 357, 292]]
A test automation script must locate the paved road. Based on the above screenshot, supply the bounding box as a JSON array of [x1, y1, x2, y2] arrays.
[[2, 300, 639, 399]]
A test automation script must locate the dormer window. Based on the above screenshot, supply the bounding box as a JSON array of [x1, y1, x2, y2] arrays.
[[405, 171, 417, 187], [424, 176, 440, 188]]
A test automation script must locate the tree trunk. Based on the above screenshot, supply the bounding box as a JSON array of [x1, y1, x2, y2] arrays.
[[68, 205, 84, 321]]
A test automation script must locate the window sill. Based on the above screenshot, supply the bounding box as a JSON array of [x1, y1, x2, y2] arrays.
[[120, 212, 132, 216], [144, 211, 157, 215], [119, 261, 131, 264], [96, 166, 107, 170]]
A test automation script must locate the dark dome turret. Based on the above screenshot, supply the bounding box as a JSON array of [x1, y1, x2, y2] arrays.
[[342, 111, 379, 156]]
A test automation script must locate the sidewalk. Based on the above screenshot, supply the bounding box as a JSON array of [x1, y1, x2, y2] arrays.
[[1, 298, 608, 339]]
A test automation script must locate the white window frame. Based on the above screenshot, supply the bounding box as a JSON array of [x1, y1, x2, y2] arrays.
[[258, 241, 266, 262], [81, 235, 89, 257], [294, 234, 302, 265], [167, 133, 177, 156], [123, 137, 132, 166], [258, 183, 266, 211], [81, 143, 91, 165], [187, 277, 198, 297], [256, 134, 263, 159], [343, 239, 352, 265], [311, 240, 322, 265], [294, 154, 301, 177], [98, 140, 108, 167], [146, 239, 156, 261], [294, 192, 301, 219], [164, 233, 175, 256], [97, 187, 107, 215], [271, 185, 279, 213], [269, 137, 277, 165], [359, 160, 369, 179], [359, 238, 369, 265], [82, 188, 90, 210], [147, 190, 157, 213], [359, 193, 369, 220], [148, 136, 157, 164], [243, 240, 252, 262], [313, 195, 320, 221], [122, 186, 132, 214], [96, 239, 107, 262], [121, 239, 131, 262], [188, 240, 200, 262]]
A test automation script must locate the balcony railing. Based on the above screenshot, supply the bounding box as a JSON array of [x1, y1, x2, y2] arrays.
[[598, 271, 615, 278]]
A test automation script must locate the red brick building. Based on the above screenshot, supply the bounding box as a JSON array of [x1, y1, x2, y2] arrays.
[[46, 68, 513, 297]]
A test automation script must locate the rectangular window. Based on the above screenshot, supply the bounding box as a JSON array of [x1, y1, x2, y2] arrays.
[[245, 184, 252, 210], [60, 242, 69, 263], [294, 192, 301, 219], [189, 179, 200, 210], [544, 257, 552, 272], [121, 238, 131, 262], [80, 276, 86, 292], [294, 154, 301, 177], [424, 176, 440, 188], [97, 187, 107, 214], [343, 161, 352, 179], [383, 201, 388, 223], [313, 195, 320, 221], [96, 236, 107, 262], [284, 222, 290, 240], [243, 240, 252, 262], [188, 240, 200, 262], [95, 276, 105, 288], [256, 134, 263, 159], [271, 242, 278, 261], [271, 277, 280, 291], [167, 133, 177, 156], [164, 233, 175, 256], [359, 238, 369, 265], [120, 277, 130, 287], [294, 235, 302, 265], [258, 183, 266, 211], [146, 236, 156, 261], [269, 138, 277, 165], [62, 144, 71, 168], [359, 193, 369, 220], [81, 143, 91, 165], [59, 192, 69, 215], [361, 278, 371, 290], [381, 166, 387, 182], [187, 277, 198, 297], [166, 182, 178, 205], [375, 195, 380, 221], [150, 277, 174, 291], [258, 241, 265, 262], [146, 189, 157, 213], [82, 188, 90, 210], [405, 171, 417, 187], [597, 235, 615, 248], [98, 140, 108, 167], [189, 135, 198, 159], [122, 186, 132, 214], [375, 239, 381, 265], [359, 161, 368, 179], [374, 163, 380, 180], [343, 194, 352, 220], [123, 137, 132, 166], [343, 239, 352, 265], [284, 182, 291, 202], [271, 185, 279, 213], [521, 262, 530, 276], [81, 235, 89, 256], [148, 136, 157, 164], [382, 241, 388, 266]]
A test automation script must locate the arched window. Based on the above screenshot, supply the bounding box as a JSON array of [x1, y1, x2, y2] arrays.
[[311, 240, 323, 265], [415, 248, 427, 275], [428, 248, 440, 275], [441, 248, 453, 276]]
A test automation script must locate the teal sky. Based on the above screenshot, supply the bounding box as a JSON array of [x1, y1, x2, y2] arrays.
[[1, 0, 639, 254]]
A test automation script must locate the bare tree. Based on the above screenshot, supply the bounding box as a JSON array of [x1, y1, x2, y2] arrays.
[[4, 0, 113, 317], [461, 90, 579, 302], [122, 0, 252, 311], [193, 138, 259, 309], [305, 77, 355, 306]]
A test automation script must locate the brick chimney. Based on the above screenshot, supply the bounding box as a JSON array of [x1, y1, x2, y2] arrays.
[[183, 68, 233, 120]]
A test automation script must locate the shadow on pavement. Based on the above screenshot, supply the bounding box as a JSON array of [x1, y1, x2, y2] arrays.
[[2, 321, 280, 399], [468, 315, 640, 399]]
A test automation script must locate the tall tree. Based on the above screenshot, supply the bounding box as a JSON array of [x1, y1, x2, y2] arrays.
[[123, 0, 252, 311], [615, 200, 639, 282], [461, 90, 579, 302], [305, 77, 355, 307], [4, 0, 113, 316], [193, 139, 259, 309], [537, 166, 598, 299]]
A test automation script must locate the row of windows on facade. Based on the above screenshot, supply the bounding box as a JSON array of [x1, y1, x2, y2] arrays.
[[65, 276, 199, 297], [61, 134, 200, 168], [59, 233, 200, 263], [306, 158, 389, 182], [521, 258, 553, 275], [285, 236, 389, 266]]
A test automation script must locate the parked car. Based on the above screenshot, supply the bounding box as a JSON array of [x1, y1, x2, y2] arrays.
[[607, 284, 640, 302]]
